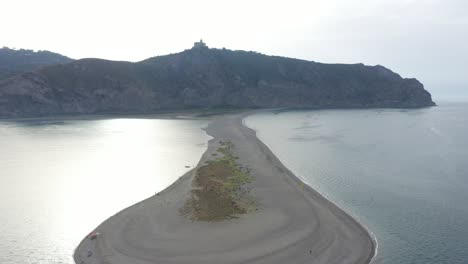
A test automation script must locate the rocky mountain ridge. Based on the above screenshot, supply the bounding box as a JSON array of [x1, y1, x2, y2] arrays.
[[0, 43, 435, 117], [0, 47, 73, 81]]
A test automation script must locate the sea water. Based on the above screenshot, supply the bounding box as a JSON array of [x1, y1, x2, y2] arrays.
[[0, 116, 210, 264], [245, 103, 468, 264]]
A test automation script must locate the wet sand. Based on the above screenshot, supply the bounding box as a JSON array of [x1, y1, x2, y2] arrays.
[[74, 114, 375, 264]]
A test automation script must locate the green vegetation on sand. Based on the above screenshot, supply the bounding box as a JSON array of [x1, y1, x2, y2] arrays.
[[181, 141, 255, 221]]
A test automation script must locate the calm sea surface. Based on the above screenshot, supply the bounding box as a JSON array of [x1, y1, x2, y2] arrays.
[[2, 105, 467, 264], [0, 117, 210, 264], [245, 103, 468, 264]]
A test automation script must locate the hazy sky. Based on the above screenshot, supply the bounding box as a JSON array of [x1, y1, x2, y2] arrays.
[[1, 0, 467, 101]]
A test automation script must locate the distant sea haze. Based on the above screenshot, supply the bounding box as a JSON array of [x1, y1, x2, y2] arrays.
[[245, 103, 468, 264]]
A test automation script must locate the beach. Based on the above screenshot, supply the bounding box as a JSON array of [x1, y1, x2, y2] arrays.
[[74, 113, 375, 264]]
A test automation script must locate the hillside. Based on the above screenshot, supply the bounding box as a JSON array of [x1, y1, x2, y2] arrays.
[[0, 43, 435, 117], [0, 47, 73, 80]]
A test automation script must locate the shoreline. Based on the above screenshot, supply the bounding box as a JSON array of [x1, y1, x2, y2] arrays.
[[74, 113, 375, 264], [241, 116, 378, 262], [239, 113, 376, 263]]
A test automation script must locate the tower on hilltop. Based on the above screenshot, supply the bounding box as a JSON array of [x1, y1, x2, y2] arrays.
[[193, 39, 207, 49]]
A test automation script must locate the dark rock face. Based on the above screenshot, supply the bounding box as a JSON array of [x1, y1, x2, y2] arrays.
[[0, 47, 435, 117]]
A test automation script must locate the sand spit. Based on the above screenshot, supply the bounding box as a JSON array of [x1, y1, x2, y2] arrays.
[[74, 114, 374, 264]]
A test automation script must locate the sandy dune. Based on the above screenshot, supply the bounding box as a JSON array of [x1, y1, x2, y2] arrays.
[[74, 114, 375, 264]]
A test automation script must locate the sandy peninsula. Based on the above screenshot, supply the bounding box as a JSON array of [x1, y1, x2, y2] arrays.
[[74, 113, 375, 264]]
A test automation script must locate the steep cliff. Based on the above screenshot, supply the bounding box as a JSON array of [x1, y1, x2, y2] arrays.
[[0, 46, 435, 117]]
